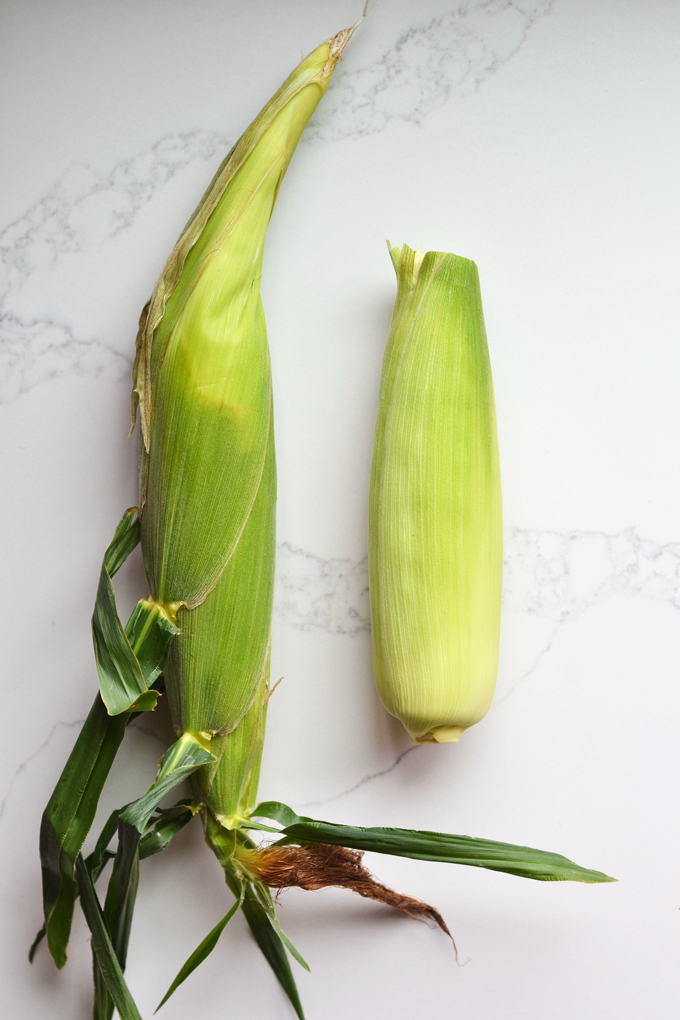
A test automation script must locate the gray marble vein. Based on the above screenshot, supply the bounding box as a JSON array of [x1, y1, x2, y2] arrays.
[[275, 527, 680, 636], [5, 523, 679, 823], [276, 540, 370, 635], [0, 717, 84, 822], [302, 744, 421, 808], [0, 131, 226, 402], [0, 4, 552, 404], [0, 312, 130, 401], [276, 523, 680, 804], [502, 526, 680, 619], [308, 0, 553, 141], [0, 130, 226, 293]]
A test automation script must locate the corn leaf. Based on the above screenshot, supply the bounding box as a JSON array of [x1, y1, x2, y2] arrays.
[[40, 695, 128, 968], [100, 830, 139, 969], [39, 622, 172, 968], [93, 510, 172, 715], [252, 800, 300, 827], [240, 882, 305, 1020], [39, 507, 178, 969], [93, 737, 214, 1020], [85, 802, 194, 887], [138, 803, 194, 860], [75, 857, 142, 1020], [155, 881, 244, 1012], [28, 924, 46, 964], [126, 600, 178, 691], [252, 804, 614, 884], [121, 735, 213, 833], [92, 510, 148, 715], [87, 809, 122, 883], [103, 735, 214, 948], [104, 507, 141, 572], [93, 967, 113, 1020], [250, 881, 310, 971], [87, 801, 194, 1020]]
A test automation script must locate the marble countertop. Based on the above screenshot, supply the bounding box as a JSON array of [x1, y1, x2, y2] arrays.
[[2, 1, 679, 1017]]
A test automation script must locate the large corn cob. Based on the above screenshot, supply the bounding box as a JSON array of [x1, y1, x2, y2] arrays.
[[369, 243, 503, 744], [134, 27, 359, 850]]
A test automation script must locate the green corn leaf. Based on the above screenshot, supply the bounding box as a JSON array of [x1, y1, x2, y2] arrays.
[[236, 818, 281, 834], [103, 735, 214, 948], [42, 543, 178, 966], [87, 800, 194, 1020], [273, 816, 615, 884], [75, 857, 143, 1020], [85, 801, 194, 886], [155, 881, 244, 1012], [251, 800, 302, 827], [240, 882, 305, 1020], [101, 827, 140, 967], [28, 924, 46, 964], [92, 510, 151, 716], [86, 809, 122, 883], [93, 968, 113, 1020], [138, 802, 194, 860], [93, 510, 174, 716], [38, 674, 170, 967], [93, 736, 214, 1019], [120, 734, 213, 834], [40, 694, 128, 968], [92, 818, 141, 1018], [94, 831, 139, 1020], [125, 600, 179, 690], [103, 507, 141, 575], [250, 881, 310, 971]]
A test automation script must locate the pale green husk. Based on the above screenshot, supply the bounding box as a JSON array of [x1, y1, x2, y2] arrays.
[[369, 244, 503, 744]]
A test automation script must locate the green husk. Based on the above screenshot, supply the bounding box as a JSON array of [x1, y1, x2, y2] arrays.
[[136, 28, 359, 609], [136, 33, 360, 851]]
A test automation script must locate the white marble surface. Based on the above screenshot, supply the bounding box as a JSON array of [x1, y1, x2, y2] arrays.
[[2, 1, 680, 1017]]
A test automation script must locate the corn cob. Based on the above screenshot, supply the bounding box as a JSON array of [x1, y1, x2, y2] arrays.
[[134, 26, 360, 854], [369, 243, 503, 744]]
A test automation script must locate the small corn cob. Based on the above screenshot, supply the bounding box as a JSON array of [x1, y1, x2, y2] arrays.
[[369, 243, 503, 744]]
